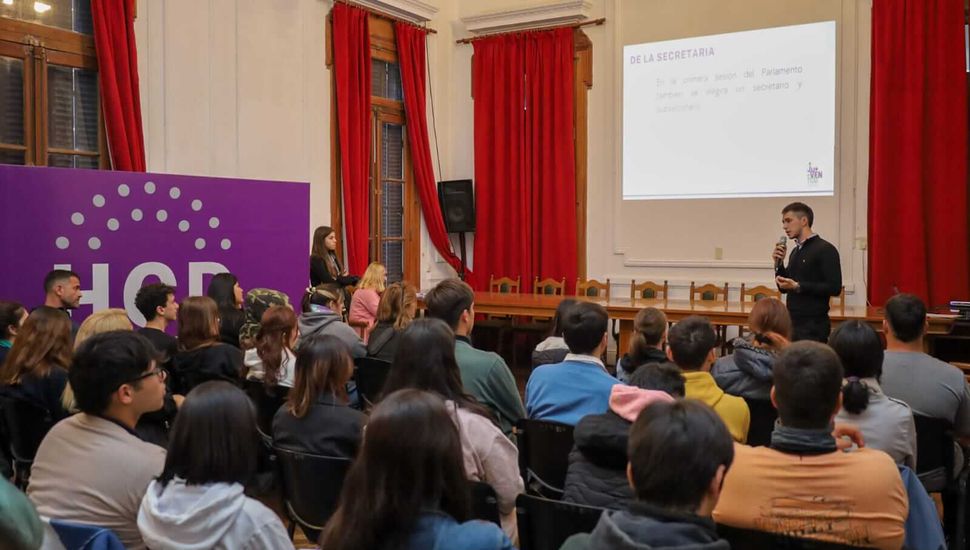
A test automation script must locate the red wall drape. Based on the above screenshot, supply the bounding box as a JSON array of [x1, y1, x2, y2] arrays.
[[332, 3, 371, 275], [91, 0, 145, 172], [869, 0, 969, 307], [395, 23, 470, 277], [471, 28, 577, 292]]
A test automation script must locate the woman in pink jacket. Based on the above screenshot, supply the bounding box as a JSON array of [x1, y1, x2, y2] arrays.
[[348, 262, 386, 342]]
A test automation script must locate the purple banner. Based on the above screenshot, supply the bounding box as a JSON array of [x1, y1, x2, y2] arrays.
[[0, 165, 309, 326]]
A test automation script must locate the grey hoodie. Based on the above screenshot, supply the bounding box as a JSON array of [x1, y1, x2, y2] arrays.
[[710, 337, 776, 401], [562, 504, 729, 550], [137, 479, 293, 550], [297, 309, 367, 358]]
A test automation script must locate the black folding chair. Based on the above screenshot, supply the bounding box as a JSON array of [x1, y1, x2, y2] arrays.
[[354, 357, 392, 407], [913, 415, 968, 548], [243, 379, 289, 438], [515, 418, 574, 498], [0, 394, 56, 489], [743, 397, 777, 447], [515, 493, 604, 550], [469, 481, 501, 526], [274, 447, 352, 541], [717, 523, 877, 549]]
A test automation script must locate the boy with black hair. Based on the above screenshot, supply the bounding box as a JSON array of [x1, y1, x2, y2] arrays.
[[135, 283, 179, 364], [28, 331, 167, 549], [563, 400, 734, 549], [526, 301, 619, 425], [667, 316, 749, 442]]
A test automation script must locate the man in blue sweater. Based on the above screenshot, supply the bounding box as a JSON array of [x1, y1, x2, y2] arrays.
[[525, 301, 620, 425]]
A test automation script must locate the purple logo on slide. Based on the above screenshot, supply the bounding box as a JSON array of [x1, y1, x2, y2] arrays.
[[0, 165, 309, 327], [807, 162, 824, 185]]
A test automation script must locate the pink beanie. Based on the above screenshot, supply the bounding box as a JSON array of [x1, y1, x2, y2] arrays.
[[608, 384, 675, 422]]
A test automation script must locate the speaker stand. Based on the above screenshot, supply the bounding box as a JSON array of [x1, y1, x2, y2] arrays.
[[457, 232, 468, 281]]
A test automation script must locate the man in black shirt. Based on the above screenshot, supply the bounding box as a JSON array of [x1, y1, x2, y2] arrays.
[[772, 202, 842, 342], [134, 283, 179, 364]]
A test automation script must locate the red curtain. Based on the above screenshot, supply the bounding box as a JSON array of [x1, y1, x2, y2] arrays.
[[471, 28, 577, 292], [869, 0, 969, 307], [395, 23, 470, 276], [332, 3, 371, 274], [91, 0, 145, 172]]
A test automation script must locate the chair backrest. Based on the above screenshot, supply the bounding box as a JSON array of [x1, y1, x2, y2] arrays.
[[690, 282, 729, 303], [516, 493, 604, 550], [490, 275, 522, 294], [716, 523, 876, 549], [534, 277, 566, 296], [630, 280, 668, 301], [243, 379, 289, 437], [354, 357, 392, 407], [469, 481, 501, 526], [515, 419, 574, 496], [575, 278, 610, 300], [48, 518, 126, 550], [0, 393, 56, 487], [913, 415, 955, 492], [830, 286, 846, 308], [743, 397, 777, 447], [741, 284, 781, 303], [274, 447, 352, 531]]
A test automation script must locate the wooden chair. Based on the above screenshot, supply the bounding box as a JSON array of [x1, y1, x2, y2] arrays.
[[533, 277, 566, 296], [490, 275, 521, 294], [690, 282, 729, 303], [740, 284, 781, 302], [479, 275, 521, 358], [575, 278, 610, 299], [630, 280, 668, 301], [830, 286, 846, 308]]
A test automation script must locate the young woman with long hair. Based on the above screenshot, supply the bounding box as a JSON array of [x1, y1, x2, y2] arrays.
[[711, 298, 792, 400], [0, 300, 28, 366], [320, 389, 513, 550], [309, 226, 359, 288], [382, 318, 523, 540], [366, 282, 418, 362], [137, 381, 292, 549], [206, 273, 246, 348], [0, 307, 73, 421], [245, 305, 298, 388], [348, 262, 386, 341], [532, 298, 577, 367], [170, 296, 244, 395]]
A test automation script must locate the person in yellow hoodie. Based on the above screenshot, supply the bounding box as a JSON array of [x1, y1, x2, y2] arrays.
[[667, 316, 750, 442]]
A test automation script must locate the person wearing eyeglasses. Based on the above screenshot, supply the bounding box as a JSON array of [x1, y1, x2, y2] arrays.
[[27, 330, 168, 550]]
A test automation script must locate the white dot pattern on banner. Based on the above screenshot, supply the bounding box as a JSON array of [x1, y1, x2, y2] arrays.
[[156, 209, 168, 222], [92, 194, 106, 207], [88, 237, 101, 250], [71, 212, 84, 225], [55, 237, 69, 250], [107, 218, 120, 231], [178, 220, 190, 232], [195, 238, 206, 250], [191, 199, 203, 212], [209, 217, 220, 229], [145, 181, 156, 194], [169, 187, 181, 199], [221, 238, 231, 250], [118, 184, 130, 197], [131, 208, 143, 221]]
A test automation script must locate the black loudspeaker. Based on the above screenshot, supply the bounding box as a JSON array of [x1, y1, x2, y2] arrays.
[[437, 179, 476, 233]]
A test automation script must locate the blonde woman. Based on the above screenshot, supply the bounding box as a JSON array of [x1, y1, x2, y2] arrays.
[[348, 262, 386, 341]]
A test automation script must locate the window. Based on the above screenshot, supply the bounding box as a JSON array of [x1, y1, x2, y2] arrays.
[[0, 0, 106, 168], [328, 14, 420, 284]]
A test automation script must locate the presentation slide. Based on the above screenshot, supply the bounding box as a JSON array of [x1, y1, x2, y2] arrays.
[[622, 21, 836, 200]]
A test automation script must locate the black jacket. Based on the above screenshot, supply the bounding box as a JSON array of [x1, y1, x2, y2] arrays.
[[217, 308, 245, 349], [562, 502, 729, 550], [776, 234, 842, 318], [562, 410, 634, 509], [366, 322, 401, 363], [272, 392, 366, 458], [170, 344, 243, 395], [309, 254, 359, 287]]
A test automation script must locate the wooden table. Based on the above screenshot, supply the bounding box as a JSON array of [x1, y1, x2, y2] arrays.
[[467, 292, 956, 354]]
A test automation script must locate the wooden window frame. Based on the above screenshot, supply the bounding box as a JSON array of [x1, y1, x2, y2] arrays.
[[0, 15, 107, 169]]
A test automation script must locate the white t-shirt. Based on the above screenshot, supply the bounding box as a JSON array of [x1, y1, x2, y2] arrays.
[[244, 348, 296, 388]]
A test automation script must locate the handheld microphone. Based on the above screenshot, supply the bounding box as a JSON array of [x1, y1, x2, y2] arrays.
[[775, 235, 787, 272]]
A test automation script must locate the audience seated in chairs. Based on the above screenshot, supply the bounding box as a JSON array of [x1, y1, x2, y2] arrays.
[[273, 335, 365, 459], [137, 381, 292, 549], [562, 399, 735, 550], [244, 305, 299, 389], [27, 331, 167, 550], [383, 318, 523, 540], [238, 288, 291, 351], [348, 262, 386, 342], [714, 342, 908, 549], [298, 284, 366, 358], [831, 321, 917, 470], [425, 278, 525, 438], [320, 389, 515, 550], [615, 307, 669, 384], [531, 299, 577, 368], [366, 282, 418, 363], [711, 298, 791, 401], [526, 302, 619, 426], [562, 363, 682, 510], [0, 306, 74, 424], [668, 316, 750, 443], [206, 272, 246, 349], [880, 293, 970, 465], [170, 296, 244, 395]]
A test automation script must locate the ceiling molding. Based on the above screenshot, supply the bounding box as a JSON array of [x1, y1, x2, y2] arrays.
[[352, 0, 438, 23], [461, 0, 592, 35]]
